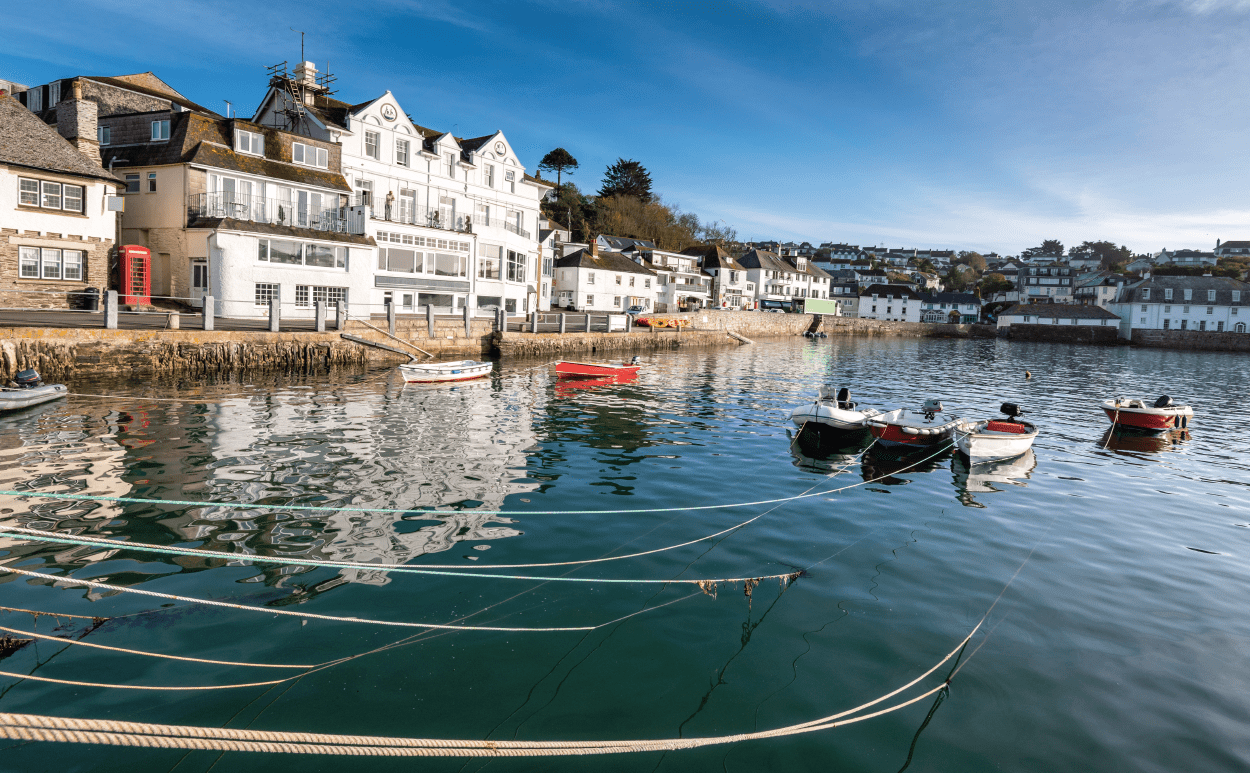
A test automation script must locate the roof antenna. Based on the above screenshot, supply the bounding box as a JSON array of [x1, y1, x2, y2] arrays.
[[291, 28, 305, 62]]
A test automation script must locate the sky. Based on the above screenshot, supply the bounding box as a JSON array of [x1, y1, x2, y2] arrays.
[[4, 0, 1248, 255]]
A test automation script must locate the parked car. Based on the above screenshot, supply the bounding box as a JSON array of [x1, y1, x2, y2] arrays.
[[625, 305, 647, 316]]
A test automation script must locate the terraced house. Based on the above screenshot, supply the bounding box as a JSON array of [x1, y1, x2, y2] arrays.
[[252, 62, 551, 316], [0, 92, 122, 308], [1111, 276, 1250, 335]]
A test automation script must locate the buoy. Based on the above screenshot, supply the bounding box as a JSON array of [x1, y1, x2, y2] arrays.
[[1025, 370, 1032, 378]]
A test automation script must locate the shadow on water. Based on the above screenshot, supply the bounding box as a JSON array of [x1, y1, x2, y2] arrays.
[[788, 425, 872, 472], [1098, 427, 1190, 456], [860, 445, 951, 486]]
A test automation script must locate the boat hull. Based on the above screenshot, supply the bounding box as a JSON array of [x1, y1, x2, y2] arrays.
[[956, 420, 1038, 464], [0, 384, 67, 412], [1101, 401, 1193, 431], [789, 402, 880, 433], [398, 361, 492, 383], [554, 361, 641, 378], [867, 408, 959, 448]]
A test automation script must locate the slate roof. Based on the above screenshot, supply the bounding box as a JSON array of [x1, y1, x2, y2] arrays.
[[1117, 275, 1250, 305], [555, 248, 657, 276], [599, 234, 656, 251], [924, 292, 982, 306], [860, 284, 924, 300], [85, 74, 221, 117], [1001, 304, 1120, 320], [1217, 240, 1250, 250], [0, 95, 122, 184], [737, 249, 791, 273], [100, 112, 351, 191], [681, 245, 746, 271]]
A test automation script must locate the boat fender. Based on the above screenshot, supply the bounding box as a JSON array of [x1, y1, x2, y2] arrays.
[[903, 427, 920, 435]]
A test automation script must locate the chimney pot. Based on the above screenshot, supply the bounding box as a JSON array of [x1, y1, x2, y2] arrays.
[[589, 241, 599, 258]]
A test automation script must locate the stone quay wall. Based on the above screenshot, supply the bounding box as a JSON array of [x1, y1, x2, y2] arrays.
[[638, 311, 995, 339], [1132, 328, 1250, 352], [495, 328, 737, 358], [1002, 324, 1122, 346]]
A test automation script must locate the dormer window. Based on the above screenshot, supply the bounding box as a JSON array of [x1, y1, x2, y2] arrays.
[[1184, 289, 1192, 301], [445, 153, 455, 178], [235, 129, 264, 156], [97, 126, 111, 146], [292, 142, 328, 169], [1165, 288, 1173, 300], [151, 120, 170, 141], [1142, 289, 1150, 300], [1208, 289, 1216, 301]]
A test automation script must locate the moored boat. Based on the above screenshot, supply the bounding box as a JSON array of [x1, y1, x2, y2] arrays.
[[1101, 396, 1193, 431], [398, 360, 493, 383], [866, 399, 959, 449], [0, 369, 67, 413], [789, 387, 882, 434], [554, 358, 642, 378], [955, 403, 1038, 464]]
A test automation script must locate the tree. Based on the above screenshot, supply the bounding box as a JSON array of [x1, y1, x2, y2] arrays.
[[943, 264, 980, 292], [978, 272, 1013, 295], [1069, 240, 1133, 270], [541, 181, 597, 243], [537, 148, 579, 188], [956, 251, 987, 272], [599, 159, 653, 202], [1022, 240, 1064, 259]]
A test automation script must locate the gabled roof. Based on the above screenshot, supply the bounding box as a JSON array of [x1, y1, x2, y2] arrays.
[[83, 73, 221, 118], [0, 95, 121, 184], [681, 245, 745, 271], [860, 284, 924, 299], [1217, 240, 1250, 249], [1001, 304, 1120, 319], [555, 248, 656, 276], [737, 249, 791, 273], [1118, 275, 1250, 305]]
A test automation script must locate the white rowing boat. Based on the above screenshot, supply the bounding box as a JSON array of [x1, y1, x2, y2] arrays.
[[398, 360, 493, 383]]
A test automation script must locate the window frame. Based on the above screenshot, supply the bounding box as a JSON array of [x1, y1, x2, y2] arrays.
[[147, 173, 157, 193], [97, 126, 111, 146], [254, 283, 280, 307], [125, 174, 140, 194], [365, 131, 380, 160], [151, 119, 171, 141], [395, 138, 410, 167], [18, 178, 39, 206], [235, 129, 265, 157]]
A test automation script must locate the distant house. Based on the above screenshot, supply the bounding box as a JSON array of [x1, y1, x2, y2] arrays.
[[1109, 275, 1250, 335], [553, 242, 657, 312], [1020, 262, 1074, 303], [1066, 253, 1102, 271], [919, 292, 981, 323], [996, 303, 1120, 330], [1074, 270, 1127, 309], [1215, 240, 1250, 259], [1125, 256, 1154, 273], [620, 244, 711, 312], [828, 280, 860, 316], [737, 249, 829, 308], [1153, 248, 1216, 267], [596, 234, 656, 253], [858, 284, 923, 323]]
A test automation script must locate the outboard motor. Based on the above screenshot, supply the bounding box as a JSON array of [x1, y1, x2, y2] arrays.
[[631, 356, 642, 365], [13, 369, 41, 389], [836, 387, 854, 410], [1154, 395, 1173, 408], [922, 398, 943, 421], [1000, 402, 1023, 418]]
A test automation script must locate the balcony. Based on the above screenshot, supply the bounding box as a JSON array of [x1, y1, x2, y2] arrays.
[[188, 192, 357, 234]]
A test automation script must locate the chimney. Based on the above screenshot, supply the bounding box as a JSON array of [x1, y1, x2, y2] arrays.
[[589, 240, 599, 258], [56, 79, 101, 166], [292, 61, 321, 106]]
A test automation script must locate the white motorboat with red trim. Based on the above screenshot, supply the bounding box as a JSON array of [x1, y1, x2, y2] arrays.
[[866, 399, 960, 449], [398, 360, 493, 383], [1101, 396, 1193, 431], [789, 387, 882, 434], [955, 403, 1039, 464]]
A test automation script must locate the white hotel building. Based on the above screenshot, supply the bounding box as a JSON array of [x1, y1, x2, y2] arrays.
[[1110, 276, 1250, 335], [253, 63, 551, 316]]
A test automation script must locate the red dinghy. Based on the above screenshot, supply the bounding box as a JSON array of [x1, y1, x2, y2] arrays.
[[1102, 396, 1193, 431], [554, 358, 642, 378]]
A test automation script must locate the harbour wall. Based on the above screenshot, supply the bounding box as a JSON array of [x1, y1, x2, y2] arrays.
[[1131, 328, 1250, 352], [1000, 324, 1122, 346]]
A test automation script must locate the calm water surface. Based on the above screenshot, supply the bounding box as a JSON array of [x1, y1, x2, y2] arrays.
[[1, 338, 1249, 772]]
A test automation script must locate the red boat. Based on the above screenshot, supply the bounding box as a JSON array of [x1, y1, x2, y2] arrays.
[[554, 371, 638, 396], [1101, 396, 1193, 431], [554, 359, 642, 378], [865, 399, 960, 449]]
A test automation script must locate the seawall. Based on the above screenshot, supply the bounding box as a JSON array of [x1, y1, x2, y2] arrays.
[[1131, 328, 1250, 352], [1000, 324, 1122, 345]]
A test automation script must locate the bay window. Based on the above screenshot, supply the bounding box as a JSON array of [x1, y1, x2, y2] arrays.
[[257, 239, 348, 269]]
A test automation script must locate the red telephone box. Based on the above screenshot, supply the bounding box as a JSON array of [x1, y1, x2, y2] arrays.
[[120, 245, 151, 306]]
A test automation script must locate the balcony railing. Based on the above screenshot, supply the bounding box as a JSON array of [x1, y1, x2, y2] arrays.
[[359, 197, 532, 239], [188, 192, 356, 234]]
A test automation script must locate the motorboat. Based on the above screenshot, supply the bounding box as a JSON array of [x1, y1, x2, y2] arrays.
[[398, 360, 493, 383], [955, 403, 1038, 464], [789, 387, 883, 435], [1101, 396, 1193, 431], [866, 399, 960, 449], [0, 369, 66, 413], [554, 357, 642, 378]]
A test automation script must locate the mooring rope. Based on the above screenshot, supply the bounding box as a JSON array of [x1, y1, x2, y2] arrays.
[[0, 566, 695, 632], [0, 624, 315, 669]]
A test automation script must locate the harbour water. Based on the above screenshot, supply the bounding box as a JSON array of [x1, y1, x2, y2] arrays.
[[1, 338, 1249, 772]]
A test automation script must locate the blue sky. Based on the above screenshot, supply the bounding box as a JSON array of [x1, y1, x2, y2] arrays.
[[4, 0, 1248, 254]]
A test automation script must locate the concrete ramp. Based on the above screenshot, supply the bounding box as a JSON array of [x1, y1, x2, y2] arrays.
[[727, 331, 754, 345]]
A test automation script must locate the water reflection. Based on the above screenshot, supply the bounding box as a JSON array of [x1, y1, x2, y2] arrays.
[[790, 423, 872, 462], [861, 445, 951, 486], [950, 449, 1036, 508], [1099, 427, 1191, 456], [552, 371, 638, 397]]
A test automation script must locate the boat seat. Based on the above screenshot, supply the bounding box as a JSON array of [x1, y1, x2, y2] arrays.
[[985, 420, 1029, 434]]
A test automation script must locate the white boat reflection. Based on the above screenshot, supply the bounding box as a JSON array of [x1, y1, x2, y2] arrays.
[[1099, 428, 1190, 456], [951, 449, 1037, 507]]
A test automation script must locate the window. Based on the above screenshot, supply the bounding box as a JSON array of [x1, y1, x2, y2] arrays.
[[18, 177, 83, 212], [1163, 319, 1170, 329], [629, 276, 635, 287], [587, 272, 595, 285], [614, 296, 622, 307], [1164, 305, 1171, 313], [125, 173, 140, 193], [235, 129, 264, 156], [356, 178, 372, 208], [1181, 319, 1188, 330], [365, 131, 380, 160], [1218, 321, 1225, 332], [379, 247, 420, 273], [1142, 289, 1150, 300], [396, 139, 409, 167], [151, 120, 170, 141], [1183, 289, 1192, 301], [1141, 304, 1148, 312], [1165, 288, 1173, 300], [1233, 291, 1241, 302], [645, 278, 651, 288], [148, 173, 157, 193], [295, 285, 347, 307], [434, 252, 465, 277], [28, 88, 41, 112], [484, 164, 495, 187], [19, 178, 39, 206], [1199, 320, 1207, 331], [444, 153, 455, 178], [255, 283, 279, 307], [505, 169, 516, 193], [257, 239, 348, 268], [293, 142, 329, 168], [98, 126, 111, 146], [1207, 306, 1214, 314], [1208, 289, 1216, 301], [506, 250, 525, 282], [48, 82, 59, 106], [478, 244, 501, 279], [63, 184, 83, 213], [586, 295, 593, 306], [41, 181, 61, 209], [1238, 323, 1246, 333]]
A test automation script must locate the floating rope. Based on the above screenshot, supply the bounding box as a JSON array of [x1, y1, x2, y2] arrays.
[[0, 625, 974, 755], [0, 566, 695, 632], [0, 605, 101, 622], [0, 624, 315, 669]]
